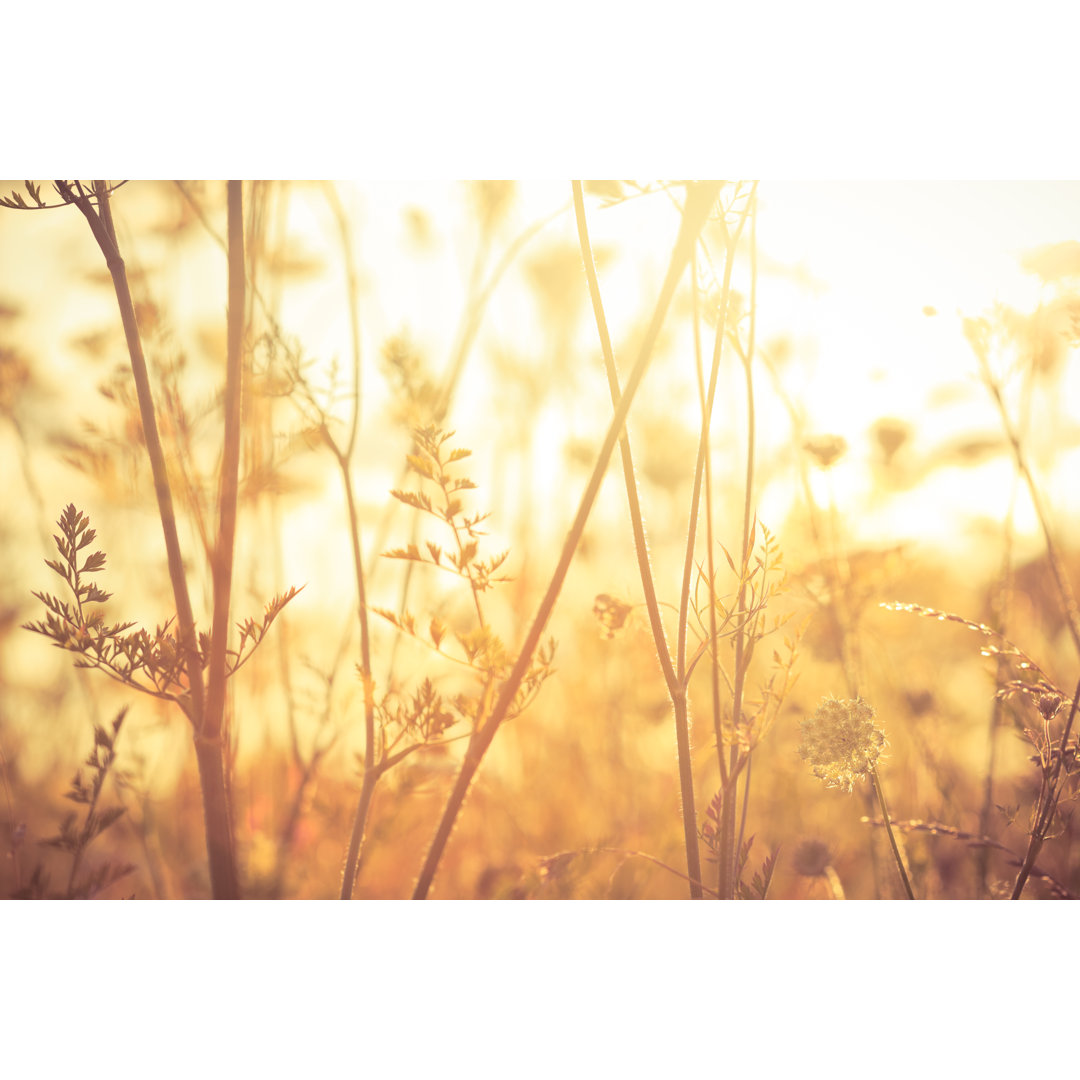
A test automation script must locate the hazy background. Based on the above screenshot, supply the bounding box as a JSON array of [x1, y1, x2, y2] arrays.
[[2, 180, 1079, 899]]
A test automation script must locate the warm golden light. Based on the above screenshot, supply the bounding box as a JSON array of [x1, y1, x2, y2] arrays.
[[2, 179, 1080, 900]]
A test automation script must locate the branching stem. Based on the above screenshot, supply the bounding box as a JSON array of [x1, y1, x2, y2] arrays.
[[411, 182, 722, 899], [59, 180, 241, 898], [571, 181, 702, 895]]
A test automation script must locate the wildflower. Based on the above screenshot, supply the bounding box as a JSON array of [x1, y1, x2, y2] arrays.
[[593, 593, 632, 639], [1038, 692, 1062, 723], [799, 696, 915, 898], [799, 696, 886, 793], [791, 839, 833, 878]]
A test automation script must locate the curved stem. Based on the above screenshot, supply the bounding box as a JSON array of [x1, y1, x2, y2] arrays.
[[411, 183, 722, 899], [559, 847, 722, 898], [62, 180, 242, 898], [571, 182, 699, 895], [713, 186, 757, 899], [341, 761, 380, 899], [973, 344, 1080, 661], [335, 422, 377, 899], [691, 253, 727, 795], [869, 764, 915, 899], [67, 181, 206, 731]]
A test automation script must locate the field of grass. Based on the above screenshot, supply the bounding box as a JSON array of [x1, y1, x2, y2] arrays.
[[3, 179, 1080, 901]]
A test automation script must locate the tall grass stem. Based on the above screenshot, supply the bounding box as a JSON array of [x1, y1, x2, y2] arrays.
[[571, 182, 700, 895], [411, 182, 722, 899], [869, 764, 915, 899]]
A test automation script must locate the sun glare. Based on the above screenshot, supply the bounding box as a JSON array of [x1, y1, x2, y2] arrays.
[[3, 179, 1080, 902]]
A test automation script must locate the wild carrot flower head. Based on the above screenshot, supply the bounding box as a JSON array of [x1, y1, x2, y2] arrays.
[[799, 695, 885, 793]]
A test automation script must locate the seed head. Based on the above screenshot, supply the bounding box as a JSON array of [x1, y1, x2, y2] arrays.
[[791, 839, 833, 878], [1038, 692, 1062, 723], [799, 695, 886, 793]]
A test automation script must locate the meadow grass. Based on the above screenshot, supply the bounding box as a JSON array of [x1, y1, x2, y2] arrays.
[[3, 180, 1080, 899]]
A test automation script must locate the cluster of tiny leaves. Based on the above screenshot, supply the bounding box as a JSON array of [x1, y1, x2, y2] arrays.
[[385, 425, 511, 595], [734, 836, 780, 901], [694, 519, 792, 647], [23, 504, 302, 708], [375, 426, 556, 732], [699, 789, 724, 862], [380, 333, 440, 426], [799, 696, 886, 794], [0, 180, 50, 209], [691, 520, 803, 750], [699, 789, 778, 898], [16, 708, 136, 899], [0, 180, 129, 212], [369, 677, 457, 765]]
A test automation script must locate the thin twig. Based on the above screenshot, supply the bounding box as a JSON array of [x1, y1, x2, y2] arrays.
[[412, 182, 722, 899], [1011, 675, 1080, 898], [543, 846, 722, 898], [571, 181, 701, 895]]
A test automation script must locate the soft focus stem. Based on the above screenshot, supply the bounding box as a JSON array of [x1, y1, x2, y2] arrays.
[[63, 180, 240, 898], [571, 181, 700, 896], [411, 182, 721, 899], [869, 764, 915, 899], [1010, 675, 1080, 899]]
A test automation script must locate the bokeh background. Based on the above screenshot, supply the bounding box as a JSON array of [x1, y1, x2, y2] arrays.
[[3, 179, 1080, 899]]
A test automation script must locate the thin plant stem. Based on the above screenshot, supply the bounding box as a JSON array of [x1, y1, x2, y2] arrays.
[[341, 763, 380, 899], [0, 734, 20, 893], [370, 207, 567, 689], [862, 817, 1074, 899], [675, 184, 755, 903], [63, 181, 206, 729], [868, 763, 915, 899], [66, 753, 111, 900], [198, 179, 246, 900], [734, 749, 753, 887], [677, 187, 755, 900], [311, 186, 379, 899], [973, 346, 1080, 662], [59, 180, 243, 898], [337, 457, 380, 898], [571, 181, 699, 895], [978, 473, 1018, 896], [411, 182, 722, 899], [434, 204, 569, 422], [717, 187, 758, 899], [691, 254, 728, 795], [1010, 675, 1080, 899], [321, 183, 364, 461], [549, 847, 722, 898]]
